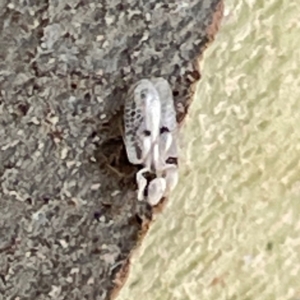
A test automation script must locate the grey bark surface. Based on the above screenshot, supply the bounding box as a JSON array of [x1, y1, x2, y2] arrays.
[[0, 0, 223, 299]]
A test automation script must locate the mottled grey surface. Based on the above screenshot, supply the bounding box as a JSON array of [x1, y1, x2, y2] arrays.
[[0, 0, 222, 299]]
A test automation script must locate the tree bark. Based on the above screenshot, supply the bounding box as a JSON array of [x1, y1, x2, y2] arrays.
[[0, 1, 223, 299]]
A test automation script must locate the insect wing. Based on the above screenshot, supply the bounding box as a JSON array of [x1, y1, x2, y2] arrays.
[[151, 78, 178, 160], [123, 82, 145, 164]]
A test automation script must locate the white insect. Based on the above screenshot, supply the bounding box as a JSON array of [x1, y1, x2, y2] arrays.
[[124, 79, 161, 201], [124, 77, 179, 206]]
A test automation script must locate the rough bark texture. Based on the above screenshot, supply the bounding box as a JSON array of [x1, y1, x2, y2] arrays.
[[0, 1, 223, 299]]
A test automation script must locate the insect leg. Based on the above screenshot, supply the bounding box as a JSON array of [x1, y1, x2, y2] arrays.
[[160, 130, 173, 160], [136, 167, 149, 201], [147, 177, 167, 206]]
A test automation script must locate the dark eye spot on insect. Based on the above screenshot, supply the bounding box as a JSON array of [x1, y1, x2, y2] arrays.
[[160, 126, 170, 134], [166, 157, 178, 165], [130, 110, 136, 117], [143, 130, 151, 136], [140, 88, 148, 99]]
